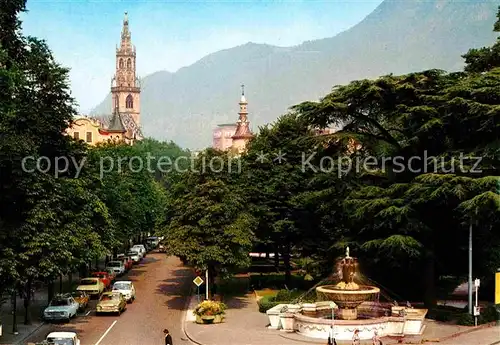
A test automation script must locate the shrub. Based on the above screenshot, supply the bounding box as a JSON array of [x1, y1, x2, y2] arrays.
[[480, 305, 499, 323], [193, 300, 227, 317], [258, 295, 280, 313], [427, 309, 453, 322], [456, 312, 475, 326]]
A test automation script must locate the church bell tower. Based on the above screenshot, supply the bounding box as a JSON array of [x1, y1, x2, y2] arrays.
[[111, 12, 142, 139]]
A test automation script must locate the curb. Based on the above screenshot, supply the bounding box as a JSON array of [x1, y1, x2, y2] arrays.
[[437, 321, 497, 342], [13, 321, 46, 345], [181, 283, 204, 345]]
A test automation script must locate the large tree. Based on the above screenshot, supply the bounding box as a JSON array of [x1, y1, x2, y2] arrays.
[[163, 149, 255, 295]]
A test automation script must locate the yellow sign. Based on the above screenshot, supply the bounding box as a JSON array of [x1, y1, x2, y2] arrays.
[[496, 272, 500, 304], [193, 276, 204, 287]]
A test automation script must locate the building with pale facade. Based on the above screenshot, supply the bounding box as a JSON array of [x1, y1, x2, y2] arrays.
[[213, 124, 238, 151], [65, 12, 143, 145]]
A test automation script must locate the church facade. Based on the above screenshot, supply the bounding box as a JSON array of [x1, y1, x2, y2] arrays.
[[66, 12, 142, 145]]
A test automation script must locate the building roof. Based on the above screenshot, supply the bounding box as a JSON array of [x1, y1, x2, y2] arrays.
[[106, 107, 127, 133]]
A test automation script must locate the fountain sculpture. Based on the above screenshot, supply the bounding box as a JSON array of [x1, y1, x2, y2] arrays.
[[265, 247, 428, 341], [315, 246, 380, 320]]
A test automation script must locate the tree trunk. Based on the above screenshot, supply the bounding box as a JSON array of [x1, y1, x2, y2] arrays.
[[23, 279, 32, 325], [12, 290, 18, 334], [208, 265, 217, 300], [48, 281, 54, 303], [68, 272, 73, 289], [274, 246, 280, 271], [283, 243, 292, 288], [59, 274, 63, 293], [95, 257, 99, 270], [423, 251, 437, 308]]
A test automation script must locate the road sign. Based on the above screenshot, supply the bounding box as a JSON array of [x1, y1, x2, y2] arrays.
[[474, 278, 480, 287], [193, 276, 204, 287], [495, 272, 500, 304], [474, 306, 480, 316]]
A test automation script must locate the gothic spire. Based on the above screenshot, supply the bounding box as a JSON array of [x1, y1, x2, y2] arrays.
[[120, 11, 131, 49]]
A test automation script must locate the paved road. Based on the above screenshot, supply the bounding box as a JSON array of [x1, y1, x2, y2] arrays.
[[25, 253, 193, 345]]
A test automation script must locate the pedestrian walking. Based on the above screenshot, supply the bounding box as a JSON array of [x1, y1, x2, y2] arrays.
[[352, 329, 360, 345], [163, 329, 173, 345], [372, 330, 383, 345]]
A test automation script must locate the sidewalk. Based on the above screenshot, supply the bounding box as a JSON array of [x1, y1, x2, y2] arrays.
[[183, 293, 500, 345], [0, 259, 107, 345]]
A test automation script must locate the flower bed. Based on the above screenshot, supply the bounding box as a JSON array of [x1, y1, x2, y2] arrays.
[[193, 300, 227, 324]]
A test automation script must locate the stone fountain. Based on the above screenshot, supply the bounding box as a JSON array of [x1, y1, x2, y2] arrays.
[[265, 247, 428, 341], [315, 246, 380, 320]]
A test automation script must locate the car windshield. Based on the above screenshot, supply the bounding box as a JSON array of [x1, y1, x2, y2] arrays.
[[113, 283, 130, 290], [50, 299, 69, 306], [127, 251, 138, 256], [80, 279, 96, 285], [107, 262, 121, 267], [71, 292, 84, 298], [101, 294, 120, 301], [47, 338, 74, 345]]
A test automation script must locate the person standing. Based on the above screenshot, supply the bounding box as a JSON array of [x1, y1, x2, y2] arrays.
[[372, 330, 383, 345], [352, 329, 360, 345], [164, 329, 173, 345]]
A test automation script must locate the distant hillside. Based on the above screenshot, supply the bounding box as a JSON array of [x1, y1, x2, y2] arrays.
[[91, 0, 499, 149]]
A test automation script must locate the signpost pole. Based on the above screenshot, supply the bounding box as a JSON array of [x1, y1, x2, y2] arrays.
[[474, 278, 480, 326], [193, 276, 204, 304]]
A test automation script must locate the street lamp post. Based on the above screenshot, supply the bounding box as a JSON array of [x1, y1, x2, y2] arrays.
[[468, 219, 473, 315]]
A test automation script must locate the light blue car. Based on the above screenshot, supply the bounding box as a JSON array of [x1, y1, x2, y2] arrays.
[[43, 294, 80, 322]]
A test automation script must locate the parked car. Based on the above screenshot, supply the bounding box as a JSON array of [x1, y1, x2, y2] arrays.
[[112, 280, 136, 303], [43, 294, 79, 322], [146, 236, 159, 248], [116, 256, 133, 270], [76, 277, 105, 298], [91, 271, 113, 289], [158, 243, 166, 253], [131, 244, 146, 257], [96, 291, 127, 315], [70, 291, 89, 311], [106, 260, 125, 275], [105, 268, 116, 282], [127, 250, 141, 263], [38, 331, 81, 345]]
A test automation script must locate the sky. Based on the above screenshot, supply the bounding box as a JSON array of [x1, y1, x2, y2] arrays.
[[20, 0, 384, 113]]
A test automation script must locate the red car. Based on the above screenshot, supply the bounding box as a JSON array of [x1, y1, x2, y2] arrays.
[[117, 256, 133, 271], [91, 271, 113, 289]]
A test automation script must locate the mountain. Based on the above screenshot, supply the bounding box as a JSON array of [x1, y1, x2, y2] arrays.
[[91, 0, 499, 149]]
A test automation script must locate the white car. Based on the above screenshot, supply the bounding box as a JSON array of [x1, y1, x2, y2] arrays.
[[106, 260, 125, 275], [127, 250, 141, 263], [131, 244, 146, 257], [112, 280, 136, 303], [44, 331, 80, 345]]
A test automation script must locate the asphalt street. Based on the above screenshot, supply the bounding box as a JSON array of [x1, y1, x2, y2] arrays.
[[25, 253, 193, 345]]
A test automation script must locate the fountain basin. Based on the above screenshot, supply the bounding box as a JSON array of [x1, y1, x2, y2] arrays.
[[316, 285, 380, 319]]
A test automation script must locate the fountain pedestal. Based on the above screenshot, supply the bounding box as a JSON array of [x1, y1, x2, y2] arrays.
[[338, 308, 357, 320]]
